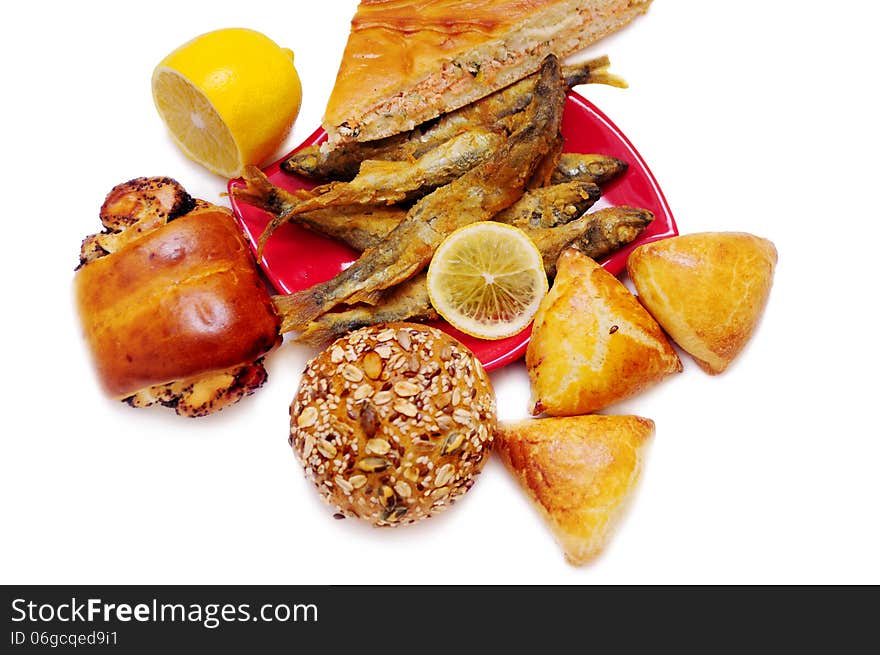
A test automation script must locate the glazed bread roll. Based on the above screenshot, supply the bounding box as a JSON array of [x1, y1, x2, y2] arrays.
[[75, 178, 280, 416], [290, 323, 496, 526], [627, 232, 777, 374], [324, 0, 653, 144]]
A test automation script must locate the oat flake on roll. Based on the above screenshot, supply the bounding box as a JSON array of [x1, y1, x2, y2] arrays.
[[289, 323, 496, 526]]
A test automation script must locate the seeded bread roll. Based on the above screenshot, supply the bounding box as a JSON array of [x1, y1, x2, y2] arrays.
[[290, 323, 496, 526]]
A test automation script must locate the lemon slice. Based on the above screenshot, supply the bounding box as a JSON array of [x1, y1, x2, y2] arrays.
[[151, 28, 302, 178], [427, 222, 548, 340]]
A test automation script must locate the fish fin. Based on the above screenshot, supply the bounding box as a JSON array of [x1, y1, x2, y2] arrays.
[[230, 166, 278, 212], [345, 287, 389, 306], [589, 70, 628, 89], [295, 317, 356, 346], [234, 166, 312, 212], [272, 290, 328, 333], [564, 55, 628, 89], [256, 209, 294, 260]]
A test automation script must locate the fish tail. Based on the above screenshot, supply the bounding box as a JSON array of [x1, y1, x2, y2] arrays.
[[345, 287, 389, 306], [589, 70, 628, 89], [234, 166, 312, 212], [564, 55, 628, 89], [296, 317, 358, 346], [231, 167, 313, 259], [272, 289, 329, 334], [230, 166, 281, 213], [256, 209, 294, 261]]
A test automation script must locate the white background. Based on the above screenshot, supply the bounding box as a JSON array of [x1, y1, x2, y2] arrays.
[[2, 1, 878, 584]]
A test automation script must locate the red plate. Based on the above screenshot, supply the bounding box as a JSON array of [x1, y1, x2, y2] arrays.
[[228, 90, 677, 370]]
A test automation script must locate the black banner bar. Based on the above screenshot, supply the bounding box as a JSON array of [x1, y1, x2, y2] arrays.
[[2, 585, 876, 651]]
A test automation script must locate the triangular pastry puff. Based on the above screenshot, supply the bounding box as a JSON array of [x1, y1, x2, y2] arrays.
[[324, 0, 653, 144], [495, 415, 654, 565], [627, 232, 777, 374], [526, 247, 681, 416]]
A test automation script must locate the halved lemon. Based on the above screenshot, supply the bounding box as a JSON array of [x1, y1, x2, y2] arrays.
[[427, 222, 548, 340], [151, 28, 302, 178]]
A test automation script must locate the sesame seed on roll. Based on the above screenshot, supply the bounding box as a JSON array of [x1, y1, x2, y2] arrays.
[[289, 323, 496, 526]]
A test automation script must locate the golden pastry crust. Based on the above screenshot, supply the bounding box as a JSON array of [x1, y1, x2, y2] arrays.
[[526, 247, 681, 416], [495, 414, 654, 565], [75, 208, 281, 399], [324, 0, 653, 144], [627, 232, 777, 374], [289, 323, 496, 526]]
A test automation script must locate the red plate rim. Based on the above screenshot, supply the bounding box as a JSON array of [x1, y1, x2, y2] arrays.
[[228, 90, 677, 371]]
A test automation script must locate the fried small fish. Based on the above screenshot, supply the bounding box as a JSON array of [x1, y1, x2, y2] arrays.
[[526, 133, 565, 190], [234, 167, 605, 254], [297, 274, 437, 346], [233, 167, 406, 257], [494, 181, 601, 229], [272, 55, 566, 332], [297, 206, 653, 344], [527, 206, 654, 277], [235, 129, 504, 255], [550, 153, 629, 186], [283, 56, 622, 181], [288, 128, 505, 214]]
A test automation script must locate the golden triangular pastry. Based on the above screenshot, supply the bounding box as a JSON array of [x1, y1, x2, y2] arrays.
[[627, 232, 777, 374], [526, 247, 681, 416], [324, 0, 653, 144], [495, 414, 654, 565]]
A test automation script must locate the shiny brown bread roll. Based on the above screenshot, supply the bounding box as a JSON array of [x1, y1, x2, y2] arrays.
[[75, 177, 281, 417], [289, 323, 496, 526]]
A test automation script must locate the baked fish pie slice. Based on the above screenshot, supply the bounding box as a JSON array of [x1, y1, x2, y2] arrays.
[[324, 0, 652, 144]]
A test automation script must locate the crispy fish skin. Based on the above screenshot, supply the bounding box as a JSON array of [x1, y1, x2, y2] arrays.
[[527, 206, 654, 277], [494, 181, 601, 229], [233, 167, 405, 257], [550, 153, 628, 186], [288, 128, 506, 215], [297, 273, 437, 346], [312, 180, 606, 249], [298, 206, 653, 344], [235, 168, 604, 253], [273, 55, 566, 333], [526, 133, 564, 190], [294, 206, 406, 252], [282, 57, 618, 181], [239, 129, 506, 258]]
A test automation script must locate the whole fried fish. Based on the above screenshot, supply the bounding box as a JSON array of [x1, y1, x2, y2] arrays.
[[234, 129, 504, 255], [233, 166, 403, 254], [234, 169, 603, 254], [283, 56, 622, 181], [297, 273, 438, 345], [289, 128, 505, 213], [527, 206, 654, 277], [297, 206, 654, 345], [272, 55, 567, 333], [550, 153, 629, 186], [495, 181, 601, 229]]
